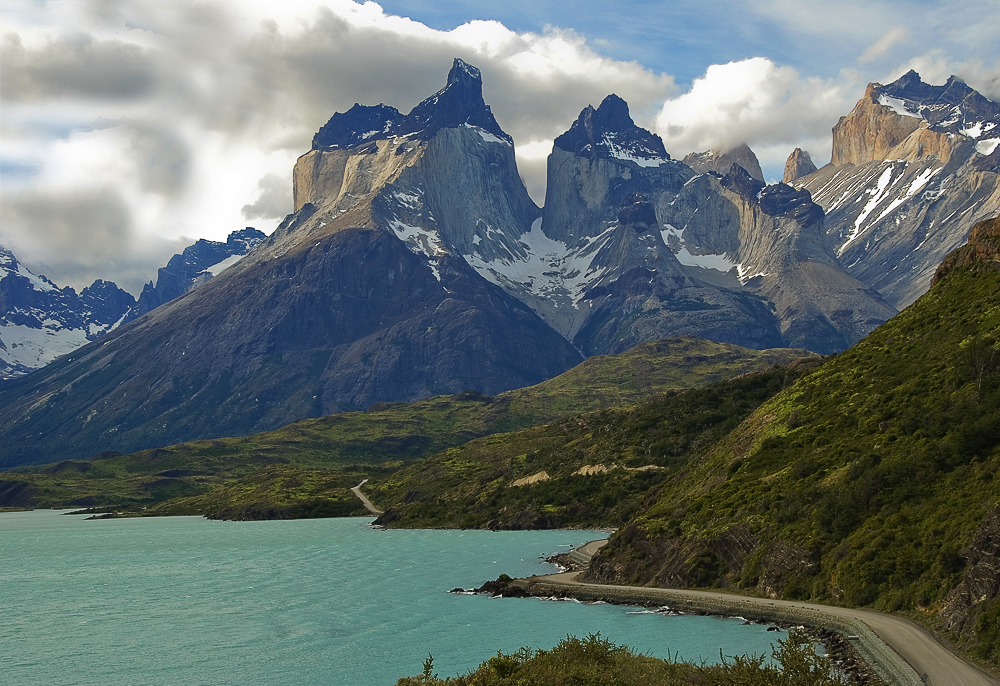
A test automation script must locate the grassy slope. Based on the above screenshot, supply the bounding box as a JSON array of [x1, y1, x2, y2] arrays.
[[1, 337, 811, 512], [367, 361, 818, 530], [590, 257, 1000, 662]]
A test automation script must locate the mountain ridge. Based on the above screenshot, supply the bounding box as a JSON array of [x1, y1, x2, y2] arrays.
[[794, 69, 1000, 310]]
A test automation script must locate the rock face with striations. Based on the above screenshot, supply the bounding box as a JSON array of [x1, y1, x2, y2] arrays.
[[795, 70, 1000, 309], [0, 59, 583, 466], [660, 164, 895, 353], [683, 144, 765, 181]]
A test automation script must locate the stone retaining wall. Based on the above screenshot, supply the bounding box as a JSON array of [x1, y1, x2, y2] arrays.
[[514, 578, 924, 686]]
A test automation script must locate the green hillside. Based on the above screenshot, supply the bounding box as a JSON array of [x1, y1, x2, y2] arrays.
[[0, 337, 810, 512], [367, 360, 818, 529], [588, 216, 1000, 663]]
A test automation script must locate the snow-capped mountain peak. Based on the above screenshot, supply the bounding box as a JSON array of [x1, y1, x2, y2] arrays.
[[875, 70, 1000, 147], [0, 247, 135, 380]]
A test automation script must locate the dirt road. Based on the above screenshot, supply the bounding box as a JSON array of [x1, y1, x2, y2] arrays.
[[351, 479, 382, 514], [529, 541, 998, 686]]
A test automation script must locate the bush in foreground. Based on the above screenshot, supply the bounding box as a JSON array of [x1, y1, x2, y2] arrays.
[[396, 630, 855, 685]]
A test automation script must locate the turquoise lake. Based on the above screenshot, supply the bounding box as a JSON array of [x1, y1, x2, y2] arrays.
[[2, 510, 786, 685]]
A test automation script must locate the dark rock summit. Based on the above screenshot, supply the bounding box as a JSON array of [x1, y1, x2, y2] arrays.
[[878, 70, 1000, 137], [396, 58, 512, 143], [554, 94, 669, 163], [311, 58, 512, 149], [312, 104, 403, 150]]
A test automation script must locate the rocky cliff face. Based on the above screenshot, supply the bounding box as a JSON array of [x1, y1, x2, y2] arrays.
[[830, 83, 923, 167], [0, 59, 582, 466], [783, 148, 817, 183], [125, 228, 265, 322], [659, 162, 894, 354], [940, 505, 1000, 643], [464, 95, 784, 353], [683, 144, 764, 181], [796, 70, 1000, 309], [932, 214, 1000, 284]]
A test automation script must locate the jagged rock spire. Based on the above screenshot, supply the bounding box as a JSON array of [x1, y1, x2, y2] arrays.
[[783, 148, 817, 183], [312, 58, 512, 150]]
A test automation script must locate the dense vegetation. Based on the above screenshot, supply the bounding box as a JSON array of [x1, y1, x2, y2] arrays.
[[369, 361, 818, 529], [395, 632, 849, 686], [590, 251, 1000, 662], [0, 337, 808, 515]]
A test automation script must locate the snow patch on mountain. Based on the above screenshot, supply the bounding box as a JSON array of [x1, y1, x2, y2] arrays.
[[465, 218, 612, 308], [674, 247, 737, 272], [661, 222, 737, 272], [601, 132, 669, 167], [840, 165, 898, 255], [736, 263, 769, 283], [878, 94, 920, 118], [390, 219, 447, 258], [462, 123, 512, 147], [978, 138, 1000, 155], [0, 323, 91, 371], [205, 254, 244, 276]]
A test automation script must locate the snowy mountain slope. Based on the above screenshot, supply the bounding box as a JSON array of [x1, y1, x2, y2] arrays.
[[0, 228, 265, 382]]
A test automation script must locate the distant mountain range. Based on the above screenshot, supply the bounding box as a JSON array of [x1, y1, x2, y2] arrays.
[[0, 228, 264, 381], [0, 60, 997, 466]]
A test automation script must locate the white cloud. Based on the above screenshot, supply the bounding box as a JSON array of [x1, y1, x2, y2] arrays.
[[860, 27, 907, 63], [653, 58, 860, 171]]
